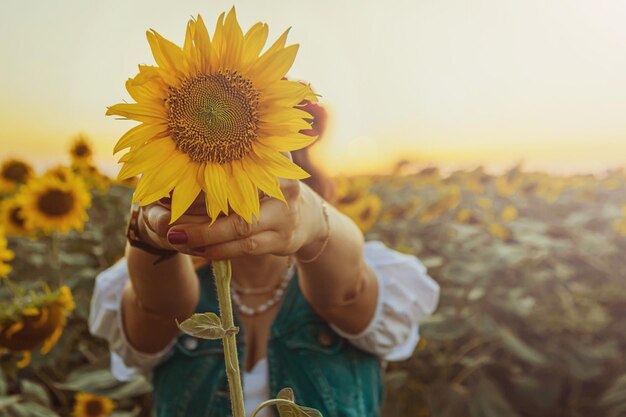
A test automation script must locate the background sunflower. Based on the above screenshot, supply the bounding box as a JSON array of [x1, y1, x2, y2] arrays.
[[1, 197, 30, 236], [73, 392, 115, 417], [69, 135, 94, 167], [0, 226, 13, 278], [0, 159, 33, 194], [18, 175, 91, 234], [0, 285, 75, 367], [107, 7, 318, 223]]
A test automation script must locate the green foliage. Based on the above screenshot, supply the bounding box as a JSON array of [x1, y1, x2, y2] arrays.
[[370, 167, 626, 417], [3, 167, 626, 416]]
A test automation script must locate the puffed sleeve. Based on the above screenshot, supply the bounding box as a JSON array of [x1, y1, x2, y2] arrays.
[[330, 241, 440, 361], [88, 259, 175, 381]]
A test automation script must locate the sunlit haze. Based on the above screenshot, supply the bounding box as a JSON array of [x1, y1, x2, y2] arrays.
[[1, 0, 625, 176]]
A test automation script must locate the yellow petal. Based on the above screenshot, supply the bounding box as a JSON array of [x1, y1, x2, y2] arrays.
[[249, 44, 299, 88], [252, 143, 310, 180], [183, 20, 199, 75], [242, 154, 286, 203], [241, 22, 268, 70], [260, 80, 315, 107], [258, 107, 312, 124], [262, 27, 291, 58], [171, 164, 202, 223], [204, 163, 230, 221], [134, 153, 191, 205], [16, 351, 31, 368], [226, 162, 259, 223], [194, 15, 212, 71], [221, 7, 244, 70], [113, 123, 168, 154], [117, 140, 176, 180], [257, 116, 312, 134], [257, 134, 316, 152], [147, 30, 185, 75], [209, 12, 226, 70], [106, 103, 166, 122]]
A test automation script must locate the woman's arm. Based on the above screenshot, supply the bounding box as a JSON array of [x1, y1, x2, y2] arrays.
[[294, 186, 379, 334], [121, 204, 199, 354]]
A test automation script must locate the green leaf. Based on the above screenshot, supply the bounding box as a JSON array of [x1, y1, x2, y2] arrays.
[[0, 396, 21, 410], [177, 312, 224, 340], [469, 377, 519, 417], [277, 387, 295, 402], [7, 402, 60, 417], [0, 372, 6, 397], [20, 380, 50, 406], [498, 326, 547, 366], [55, 367, 120, 391], [275, 388, 323, 417]]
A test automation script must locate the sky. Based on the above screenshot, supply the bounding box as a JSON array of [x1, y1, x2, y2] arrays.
[[1, 0, 625, 176]]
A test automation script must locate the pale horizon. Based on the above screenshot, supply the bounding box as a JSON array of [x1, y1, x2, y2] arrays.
[[1, 0, 625, 177]]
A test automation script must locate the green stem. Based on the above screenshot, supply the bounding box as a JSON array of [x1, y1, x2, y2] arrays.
[[49, 233, 61, 287], [213, 259, 246, 417]]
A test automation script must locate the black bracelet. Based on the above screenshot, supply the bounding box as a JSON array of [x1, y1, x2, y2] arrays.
[[126, 203, 178, 265]]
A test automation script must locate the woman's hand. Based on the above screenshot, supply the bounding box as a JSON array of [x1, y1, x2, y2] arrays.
[[163, 179, 326, 260]]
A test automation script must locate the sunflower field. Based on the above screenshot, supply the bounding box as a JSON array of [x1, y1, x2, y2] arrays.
[[1, 144, 626, 416]]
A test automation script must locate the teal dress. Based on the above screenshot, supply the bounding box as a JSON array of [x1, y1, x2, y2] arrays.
[[152, 265, 384, 417]]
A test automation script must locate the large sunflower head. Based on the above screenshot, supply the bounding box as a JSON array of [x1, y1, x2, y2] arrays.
[[0, 285, 75, 367], [0, 197, 30, 236], [70, 135, 94, 166], [0, 159, 34, 194], [18, 175, 91, 234], [107, 8, 318, 223], [0, 226, 13, 278], [73, 392, 116, 417]]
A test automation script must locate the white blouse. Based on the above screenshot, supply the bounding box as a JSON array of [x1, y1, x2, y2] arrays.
[[88, 241, 439, 413]]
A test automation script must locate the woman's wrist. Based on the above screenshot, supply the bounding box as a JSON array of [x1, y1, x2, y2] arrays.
[[294, 187, 330, 263]]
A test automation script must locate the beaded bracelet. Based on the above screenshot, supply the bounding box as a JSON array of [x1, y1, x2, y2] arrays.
[[298, 200, 330, 264]]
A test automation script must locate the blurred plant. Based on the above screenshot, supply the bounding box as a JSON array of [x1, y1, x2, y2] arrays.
[[368, 166, 626, 417]]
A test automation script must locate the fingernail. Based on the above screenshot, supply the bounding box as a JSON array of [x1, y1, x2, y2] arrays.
[[160, 197, 171, 205], [167, 230, 187, 244]]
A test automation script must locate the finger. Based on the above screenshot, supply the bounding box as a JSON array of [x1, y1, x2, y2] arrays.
[[137, 204, 175, 249], [193, 231, 283, 260], [279, 177, 301, 202], [142, 204, 171, 238], [166, 197, 294, 249]]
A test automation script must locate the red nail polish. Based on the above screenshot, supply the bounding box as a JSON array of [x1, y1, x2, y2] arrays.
[[167, 230, 187, 244]]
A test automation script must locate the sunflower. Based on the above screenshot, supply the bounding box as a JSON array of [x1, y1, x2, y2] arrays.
[[0, 285, 75, 367], [0, 227, 13, 278], [70, 135, 94, 167], [351, 194, 381, 232], [18, 175, 91, 234], [73, 393, 116, 417], [74, 165, 111, 192], [107, 8, 317, 224], [44, 165, 75, 183], [0, 159, 33, 194], [1, 197, 30, 236]]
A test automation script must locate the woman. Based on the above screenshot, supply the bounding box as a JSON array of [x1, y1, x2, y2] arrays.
[[89, 101, 439, 417]]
